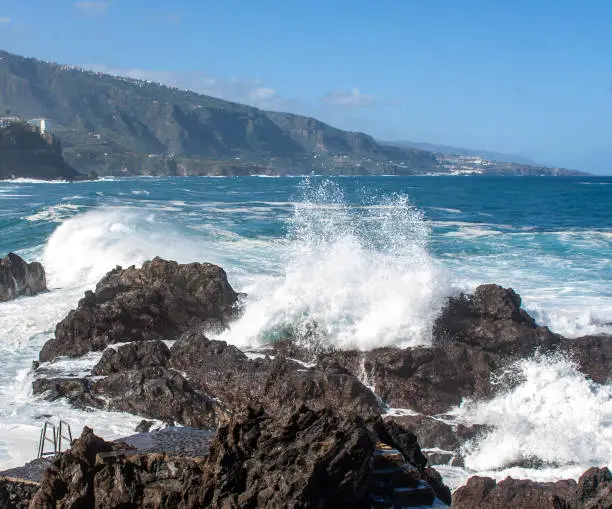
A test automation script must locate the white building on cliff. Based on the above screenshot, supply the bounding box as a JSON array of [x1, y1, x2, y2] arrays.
[[27, 118, 53, 134]]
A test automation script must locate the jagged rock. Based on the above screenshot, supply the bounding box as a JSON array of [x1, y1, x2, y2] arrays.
[[33, 368, 220, 428], [387, 415, 460, 451], [0, 252, 46, 302], [30, 426, 116, 509], [134, 420, 155, 433], [320, 284, 563, 414], [0, 478, 39, 509], [561, 334, 612, 384], [170, 330, 381, 418], [39, 258, 239, 362], [432, 284, 560, 354], [452, 467, 612, 509], [93, 367, 220, 428], [27, 407, 450, 508], [92, 340, 171, 375], [192, 406, 376, 508], [31, 377, 100, 407]]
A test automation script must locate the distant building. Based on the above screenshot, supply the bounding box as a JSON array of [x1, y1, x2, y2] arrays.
[[26, 118, 53, 134], [0, 116, 21, 128]]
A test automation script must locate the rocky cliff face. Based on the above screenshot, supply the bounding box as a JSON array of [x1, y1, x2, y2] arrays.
[[0, 122, 84, 181], [26, 407, 452, 509], [0, 252, 46, 302]]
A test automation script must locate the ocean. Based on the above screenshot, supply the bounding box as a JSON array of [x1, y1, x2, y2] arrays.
[[0, 175, 610, 488]]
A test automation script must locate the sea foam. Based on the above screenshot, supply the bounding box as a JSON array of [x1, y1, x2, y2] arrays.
[[219, 179, 449, 350], [452, 352, 612, 473]]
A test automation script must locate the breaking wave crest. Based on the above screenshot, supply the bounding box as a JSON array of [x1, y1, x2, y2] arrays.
[[220, 179, 448, 350], [454, 353, 612, 474], [41, 208, 211, 289]]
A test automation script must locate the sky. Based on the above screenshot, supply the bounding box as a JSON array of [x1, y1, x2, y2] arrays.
[[0, 0, 611, 174]]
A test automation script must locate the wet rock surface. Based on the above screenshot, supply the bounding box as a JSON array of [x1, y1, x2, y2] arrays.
[[33, 368, 221, 429], [0, 459, 53, 484], [93, 366, 221, 428], [29, 263, 612, 506], [452, 467, 612, 509], [39, 258, 239, 362], [119, 427, 216, 457], [385, 415, 489, 467], [27, 407, 451, 509], [32, 377, 98, 407], [92, 340, 171, 375], [561, 334, 612, 384], [0, 478, 40, 509], [170, 330, 382, 418], [0, 252, 46, 302], [321, 284, 564, 415]]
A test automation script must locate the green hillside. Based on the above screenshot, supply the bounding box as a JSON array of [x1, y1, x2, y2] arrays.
[[0, 51, 437, 176]]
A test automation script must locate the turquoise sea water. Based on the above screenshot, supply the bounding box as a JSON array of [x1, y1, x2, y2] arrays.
[[0, 175, 610, 486]]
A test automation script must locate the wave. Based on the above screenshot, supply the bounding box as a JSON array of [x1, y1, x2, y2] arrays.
[[452, 353, 612, 474], [41, 208, 210, 288], [219, 179, 448, 350], [525, 302, 612, 337], [0, 178, 69, 184], [429, 207, 462, 214], [24, 203, 85, 223]]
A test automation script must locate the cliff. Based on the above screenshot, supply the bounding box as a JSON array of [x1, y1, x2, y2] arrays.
[[0, 121, 85, 180]]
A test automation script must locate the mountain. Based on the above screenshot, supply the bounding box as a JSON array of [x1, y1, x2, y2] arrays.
[[0, 50, 587, 177], [0, 50, 436, 176], [387, 140, 539, 166]]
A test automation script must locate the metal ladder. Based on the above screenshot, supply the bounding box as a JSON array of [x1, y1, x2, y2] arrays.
[[37, 420, 73, 459]]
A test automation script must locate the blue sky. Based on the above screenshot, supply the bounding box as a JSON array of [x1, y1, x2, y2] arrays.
[[0, 0, 611, 174]]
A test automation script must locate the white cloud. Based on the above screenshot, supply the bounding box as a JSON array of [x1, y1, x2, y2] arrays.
[[249, 87, 277, 101], [0, 16, 11, 25], [75, 1, 108, 17], [322, 88, 375, 108]]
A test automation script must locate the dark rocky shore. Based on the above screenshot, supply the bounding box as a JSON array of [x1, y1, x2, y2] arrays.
[[0, 253, 46, 302], [8, 257, 610, 507]]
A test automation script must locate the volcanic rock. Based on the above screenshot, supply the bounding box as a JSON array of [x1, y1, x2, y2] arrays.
[[33, 367, 220, 428], [193, 406, 376, 508], [95, 366, 220, 428], [39, 258, 239, 362], [92, 340, 171, 375], [319, 284, 564, 414], [0, 478, 39, 509], [561, 334, 612, 384], [134, 420, 155, 433], [170, 330, 382, 418], [452, 467, 612, 509], [432, 284, 560, 354], [0, 252, 46, 302], [27, 406, 450, 508], [31, 377, 99, 408]]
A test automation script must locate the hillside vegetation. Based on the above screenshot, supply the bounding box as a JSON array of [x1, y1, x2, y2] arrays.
[[0, 50, 586, 176], [0, 51, 436, 176]]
